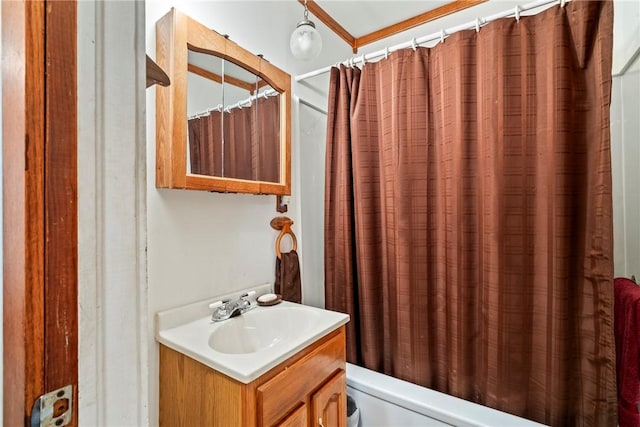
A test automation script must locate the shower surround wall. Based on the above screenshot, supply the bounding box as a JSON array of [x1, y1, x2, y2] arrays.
[[612, 55, 640, 279], [611, 0, 640, 278]]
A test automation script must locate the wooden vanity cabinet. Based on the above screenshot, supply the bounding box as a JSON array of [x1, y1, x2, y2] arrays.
[[159, 326, 347, 427]]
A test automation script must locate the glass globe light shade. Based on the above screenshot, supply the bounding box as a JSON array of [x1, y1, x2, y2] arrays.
[[290, 20, 322, 61]]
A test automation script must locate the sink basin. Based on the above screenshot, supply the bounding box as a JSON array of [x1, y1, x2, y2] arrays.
[[156, 296, 349, 384], [208, 306, 321, 354]]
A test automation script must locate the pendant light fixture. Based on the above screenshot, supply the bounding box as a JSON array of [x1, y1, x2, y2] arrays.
[[290, 0, 322, 61]]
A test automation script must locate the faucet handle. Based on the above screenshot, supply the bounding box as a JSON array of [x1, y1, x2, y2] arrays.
[[240, 291, 256, 300], [209, 299, 231, 310], [209, 301, 223, 310], [237, 291, 255, 312]]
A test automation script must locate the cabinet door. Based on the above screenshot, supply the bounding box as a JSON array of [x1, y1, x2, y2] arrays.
[[276, 404, 307, 427], [311, 371, 346, 427]]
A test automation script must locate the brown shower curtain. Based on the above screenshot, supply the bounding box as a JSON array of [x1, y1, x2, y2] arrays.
[[188, 111, 223, 176], [324, 1, 616, 425], [255, 96, 281, 183], [189, 96, 280, 182]]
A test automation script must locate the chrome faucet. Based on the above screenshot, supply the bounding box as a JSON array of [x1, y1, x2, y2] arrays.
[[210, 291, 255, 322]]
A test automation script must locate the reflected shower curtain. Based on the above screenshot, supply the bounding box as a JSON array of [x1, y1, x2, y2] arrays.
[[188, 96, 280, 181], [324, 1, 616, 425], [188, 111, 223, 176]]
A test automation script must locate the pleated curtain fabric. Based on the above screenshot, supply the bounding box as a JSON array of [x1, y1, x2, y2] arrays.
[[324, 1, 616, 425], [189, 96, 280, 182], [255, 96, 281, 183], [224, 107, 254, 181], [187, 111, 223, 176]]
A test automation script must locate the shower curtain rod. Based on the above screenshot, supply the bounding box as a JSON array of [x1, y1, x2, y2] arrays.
[[188, 88, 278, 119], [295, 0, 568, 82]]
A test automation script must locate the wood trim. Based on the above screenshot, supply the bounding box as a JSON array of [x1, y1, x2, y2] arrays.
[[2, 1, 46, 425], [188, 63, 257, 94], [302, 0, 487, 52], [3, 1, 79, 424], [44, 4, 79, 425], [146, 55, 170, 88], [189, 63, 271, 93], [188, 63, 224, 84], [156, 8, 291, 195], [355, 0, 487, 49], [298, 0, 356, 52]]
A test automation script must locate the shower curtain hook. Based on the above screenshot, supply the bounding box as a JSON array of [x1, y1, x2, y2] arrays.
[[384, 47, 390, 60], [560, 0, 566, 7], [411, 38, 418, 51], [440, 29, 446, 44], [475, 17, 481, 33], [362, 54, 368, 66], [514, 5, 521, 21]]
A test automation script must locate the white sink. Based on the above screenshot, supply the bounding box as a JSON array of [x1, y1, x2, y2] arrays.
[[155, 289, 349, 384], [208, 306, 321, 354]]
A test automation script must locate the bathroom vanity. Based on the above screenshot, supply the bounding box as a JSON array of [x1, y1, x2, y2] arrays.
[[156, 289, 349, 427], [159, 327, 345, 426]]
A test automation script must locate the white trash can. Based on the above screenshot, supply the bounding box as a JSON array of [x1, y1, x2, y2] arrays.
[[347, 394, 360, 427]]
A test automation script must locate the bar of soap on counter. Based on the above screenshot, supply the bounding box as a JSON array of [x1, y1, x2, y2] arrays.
[[257, 293, 282, 306], [257, 293, 278, 303]]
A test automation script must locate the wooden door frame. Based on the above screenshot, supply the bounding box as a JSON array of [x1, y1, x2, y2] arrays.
[[2, 1, 78, 426]]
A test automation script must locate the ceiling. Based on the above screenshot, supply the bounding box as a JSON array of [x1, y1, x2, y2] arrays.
[[315, 0, 451, 37], [302, 0, 487, 52]]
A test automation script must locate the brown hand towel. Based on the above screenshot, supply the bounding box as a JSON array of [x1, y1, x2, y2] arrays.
[[275, 250, 302, 303]]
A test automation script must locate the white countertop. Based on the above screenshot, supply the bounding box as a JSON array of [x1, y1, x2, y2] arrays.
[[155, 287, 349, 384]]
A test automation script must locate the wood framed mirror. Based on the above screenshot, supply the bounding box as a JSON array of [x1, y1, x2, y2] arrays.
[[155, 8, 291, 195]]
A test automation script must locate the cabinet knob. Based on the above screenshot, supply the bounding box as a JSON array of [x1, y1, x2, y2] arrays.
[[318, 417, 325, 427]]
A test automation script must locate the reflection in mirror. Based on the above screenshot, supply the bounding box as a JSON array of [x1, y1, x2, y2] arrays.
[[185, 56, 282, 184], [222, 60, 258, 181], [255, 77, 280, 183], [186, 49, 224, 177], [220, 61, 281, 184]]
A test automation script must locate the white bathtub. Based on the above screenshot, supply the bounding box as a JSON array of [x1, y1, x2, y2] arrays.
[[346, 363, 548, 427]]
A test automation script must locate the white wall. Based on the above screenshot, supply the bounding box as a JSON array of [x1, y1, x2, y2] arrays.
[[78, 1, 148, 425], [612, 54, 640, 278], [299, 101, 327, 308], [144, 2, 351, 425], [611, 0, 640, 279]]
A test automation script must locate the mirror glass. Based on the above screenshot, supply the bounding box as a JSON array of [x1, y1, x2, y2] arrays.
[[186, 49, 224, 177], [254, 76, 281, 183], [185, 51, 281, 183]]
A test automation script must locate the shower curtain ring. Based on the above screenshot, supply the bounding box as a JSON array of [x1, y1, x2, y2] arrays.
[[475, 17, 481, 33], [514, 5, 521, 21], [411, 38, 417, 51], [440, 30, 446, 44], [560, 0, 566, 7], [384, 47, 390, 60]]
